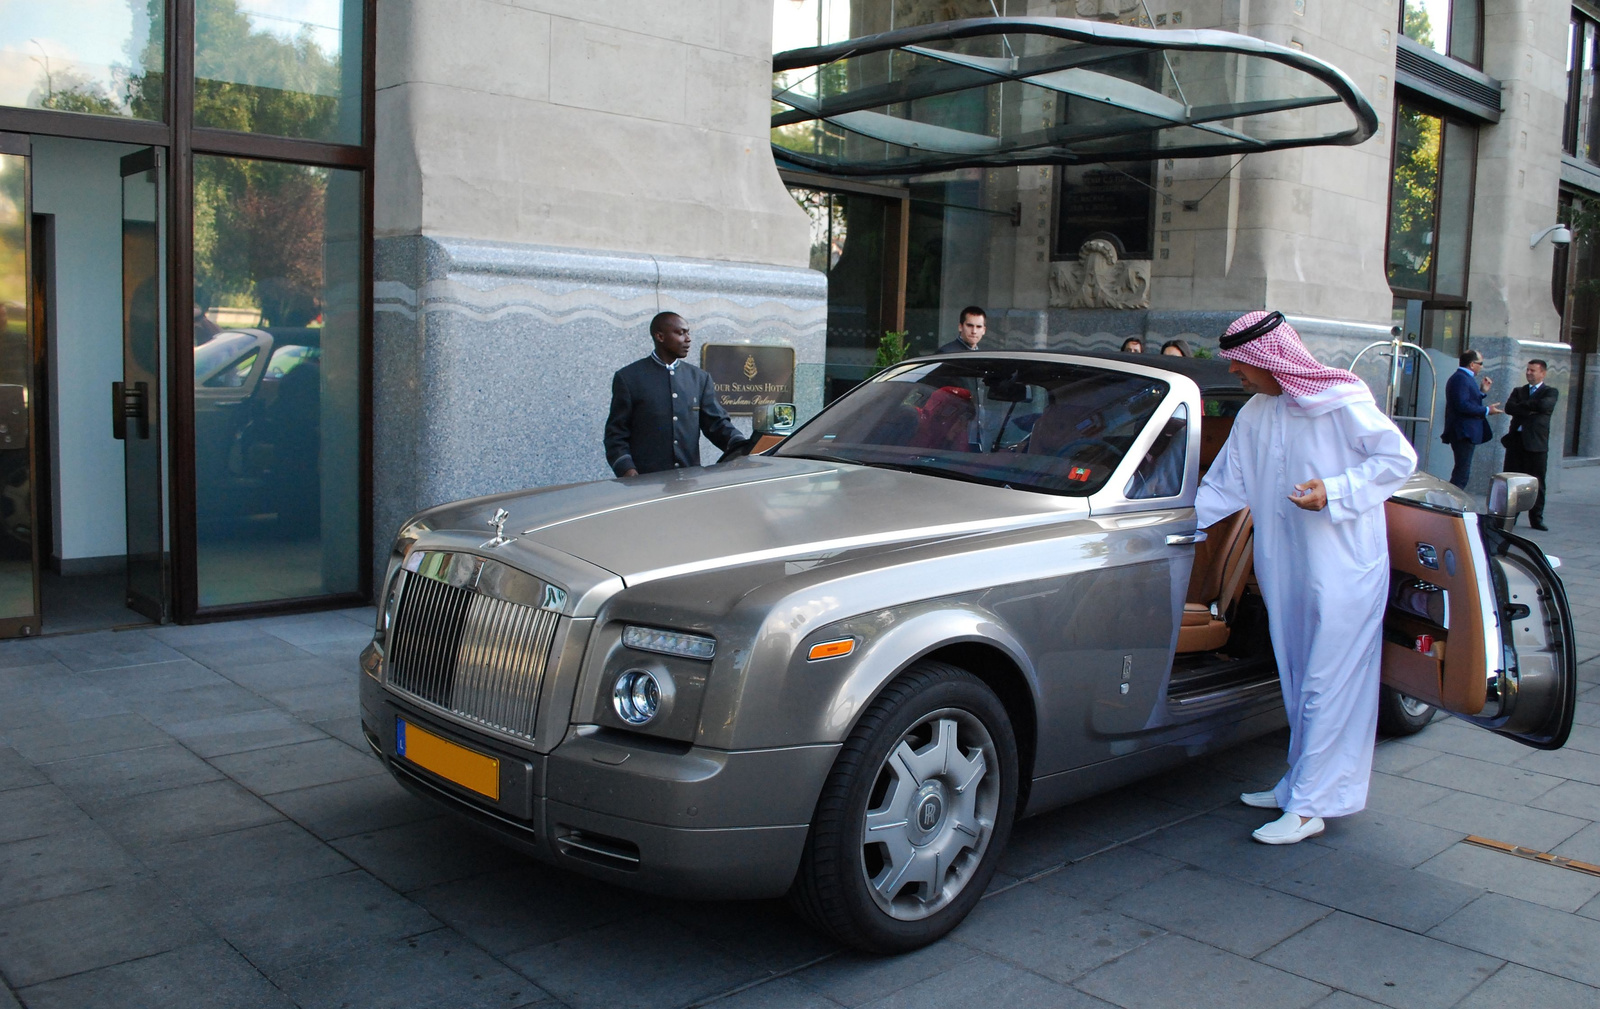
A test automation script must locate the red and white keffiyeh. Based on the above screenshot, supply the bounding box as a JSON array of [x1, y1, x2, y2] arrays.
[[1219, 311, 1362, 403]]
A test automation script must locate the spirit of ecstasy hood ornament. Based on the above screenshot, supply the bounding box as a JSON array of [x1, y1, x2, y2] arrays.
[[482, 508, 517, 549]]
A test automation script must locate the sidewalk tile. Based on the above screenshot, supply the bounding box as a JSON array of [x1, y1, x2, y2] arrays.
[[81, 657, 227, 696], [996, 810, 1104, 878], [211, 737, 380, 795], [1418, 841, 1600, 912], [1363, 771, 1451, 814], [199, 870, 438, 971], [1033, 844, 1185, 905], [218, 656, 351, 694], [265, 771, 436, 841], [37, 630, 183, 673], [1428, 892, 1600, 987], [1271, 850, 1481, 933], [163, 708, 325, 758], [665, 898, 838, 974], [15, 940, 296, 1009], [330, 816, 519, 893], [1314, 811, 1463, 868], [408, 863, 637, 958], [0, 785, 91, 844], [144, 820, 353, 901], [859, 953, 1110, 1009], [1402, 753, 1564, 805], [1513, 746, 1600, 786], [1408, 791, 1588, 851], [1529, 779, 1600, 820], [89, 778, 283, 849], [0, 824, 146, 908], [1551, 821, 1600, 863], [1308, 995, 1387, 1009], [1559, 724, 1600, 755], [0, 641, 48, 669], [1059, 788, 1196, 843], [1399, 718, 1536, 764], [1452, 963, 1600, 1008], [1259, 912, 1500, 1009], [274, 928, 550, 1009], [1371, 742, 1438, 776], [315, 714, 368, 750], [1131, 761, 1250, 811], [678, 977, 836, 1009], [257, 610, 375, 648], [1077, 933, 1328, 1009], [170, 634, 314, 671], [948, 882, 1160, 984], [0, 880, 208, 987], [259, 680, 358, 723], [126, 682, 275, 727], [1111, 865, 1329, 956], [2, 712, 168, 764], [1132, 812, 1334, 885], [505, 913, 761, 1009], [0, 674, 129, 730], [41, 742, 222, 804], [0, 746, 45, 792], [790, 942, 975, 1007]]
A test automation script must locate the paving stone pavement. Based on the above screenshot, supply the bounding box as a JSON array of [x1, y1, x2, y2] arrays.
[[1, 472, 1599, 1008]]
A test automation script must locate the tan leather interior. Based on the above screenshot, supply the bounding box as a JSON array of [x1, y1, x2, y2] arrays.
[[1176, 507, 1254, 653], [1381, 500, 1489, 715], [1198, 414, 1234, 473]]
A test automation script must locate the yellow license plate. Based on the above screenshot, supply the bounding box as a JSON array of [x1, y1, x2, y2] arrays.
[[396, 718, 500, 801]]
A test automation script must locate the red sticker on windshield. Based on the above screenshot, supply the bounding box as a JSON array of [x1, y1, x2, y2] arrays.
[[1068, 466, 1091, 482]]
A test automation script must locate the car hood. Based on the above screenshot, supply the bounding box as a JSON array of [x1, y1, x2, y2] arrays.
[[463, 456, 1087, 586]]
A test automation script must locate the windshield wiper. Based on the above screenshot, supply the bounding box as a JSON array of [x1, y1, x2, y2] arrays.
[[860, 460, 1013, 489]]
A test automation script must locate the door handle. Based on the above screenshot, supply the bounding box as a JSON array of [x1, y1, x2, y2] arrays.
[[112, 381, 149, 441], [1166, 531, 1207, 546]]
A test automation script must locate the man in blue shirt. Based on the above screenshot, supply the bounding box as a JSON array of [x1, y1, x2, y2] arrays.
[[604, 313, 742, 477], [1441, 349, 1502, 489]]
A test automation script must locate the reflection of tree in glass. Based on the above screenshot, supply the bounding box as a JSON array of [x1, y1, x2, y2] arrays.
[[1403, 4, 1435, 49], [1388, 105, 1441, 288], [195, 157, 328, 328], [185, 0, 343, 140], [35, 67, 123, 117]]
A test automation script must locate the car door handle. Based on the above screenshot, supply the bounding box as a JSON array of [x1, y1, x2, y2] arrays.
[[1166, 532, 1207, 546]]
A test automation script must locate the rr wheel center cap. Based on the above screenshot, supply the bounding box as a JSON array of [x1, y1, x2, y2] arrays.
[[909, 783, 948, 843]]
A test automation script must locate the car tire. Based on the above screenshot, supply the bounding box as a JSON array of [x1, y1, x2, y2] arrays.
[[789, 660, 1018, 953], [1377, 685, 1436, 736]]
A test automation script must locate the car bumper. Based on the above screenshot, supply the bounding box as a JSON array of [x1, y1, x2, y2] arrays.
[[361, 674, 838, 900]]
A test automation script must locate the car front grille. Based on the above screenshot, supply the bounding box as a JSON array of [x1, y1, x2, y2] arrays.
[[385, 567, 561, 741]]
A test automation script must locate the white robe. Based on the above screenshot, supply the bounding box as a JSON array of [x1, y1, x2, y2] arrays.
[[1195, 382, 1417, 818]]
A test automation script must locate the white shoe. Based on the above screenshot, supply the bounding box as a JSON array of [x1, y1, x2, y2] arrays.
[[1251, 811, 1325, 845], [1240, 790, 1279, 809]]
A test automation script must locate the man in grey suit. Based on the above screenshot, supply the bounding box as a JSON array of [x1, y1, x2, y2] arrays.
[[1501, 359, 1559, 530], [605, 312, 742, 477]]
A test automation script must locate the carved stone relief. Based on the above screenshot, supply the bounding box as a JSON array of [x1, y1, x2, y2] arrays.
[[1049, 238, 1152, 309]]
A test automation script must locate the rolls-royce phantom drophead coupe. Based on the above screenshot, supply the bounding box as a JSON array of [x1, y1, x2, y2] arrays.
[[360, 351, 1574, 952]]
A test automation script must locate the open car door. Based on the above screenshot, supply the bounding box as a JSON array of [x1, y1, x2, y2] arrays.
[[1381, 498, 1576, 749]]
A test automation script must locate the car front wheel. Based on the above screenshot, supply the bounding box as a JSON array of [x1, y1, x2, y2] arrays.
[[1377, 685, 1436, 736], [790, 661, 1018, 953]]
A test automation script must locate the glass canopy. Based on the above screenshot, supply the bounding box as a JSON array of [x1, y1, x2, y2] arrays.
[[773, 17, 1379, 177]]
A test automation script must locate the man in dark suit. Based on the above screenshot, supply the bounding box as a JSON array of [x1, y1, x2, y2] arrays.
[[1441, 349, 1501, 489], [604, 312, 742, 477], [937, 306, 986, 353], [1502, 359, 1559, 530]]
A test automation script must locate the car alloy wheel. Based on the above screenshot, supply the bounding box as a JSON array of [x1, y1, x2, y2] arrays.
[[861, 707, 999, 921], [1377, 683, 1436, 736], [790, 660, 1018, 953]]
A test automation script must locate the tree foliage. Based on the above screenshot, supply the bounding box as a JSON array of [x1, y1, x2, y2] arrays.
[[1387, 105, 1441, 290]]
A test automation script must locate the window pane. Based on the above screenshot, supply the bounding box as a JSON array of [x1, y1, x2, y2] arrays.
[[1586, 23, 1600, 165], [1567, 18, 1581, 156], [1448, 0, 1480, 64], [1402, 0, 1452, 56], [1433, 120, 1476, 298], [0, 154, 34, 622], [1388, 103, 1442, 293], [193, 155, 362, 606], [0, 1, 163, 118], [1056, 162, 1155, 261], [194, 0, 363, 143]]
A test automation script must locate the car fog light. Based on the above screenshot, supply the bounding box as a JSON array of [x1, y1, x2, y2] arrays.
[[613, 669, 661, 725], [623, 625, 716, 660]]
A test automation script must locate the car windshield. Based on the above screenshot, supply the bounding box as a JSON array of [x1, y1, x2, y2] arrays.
[[775, 358, 1171, 495]]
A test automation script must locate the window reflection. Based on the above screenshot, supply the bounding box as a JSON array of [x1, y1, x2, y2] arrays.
[[0, 0, 164, 118], [193, 155, 361, 606], [194, 0, 363, 143], [1400, 0, 1481, 66]]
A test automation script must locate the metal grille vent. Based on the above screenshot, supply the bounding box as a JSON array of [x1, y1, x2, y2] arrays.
[[1395, 44, 1501, 120], [386, 569, 560, 740]]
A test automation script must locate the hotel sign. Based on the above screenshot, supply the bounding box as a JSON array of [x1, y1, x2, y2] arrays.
[[700, 344, 795, 417]]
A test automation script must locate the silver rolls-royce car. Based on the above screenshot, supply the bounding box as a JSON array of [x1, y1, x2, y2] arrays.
[[359, 351, 1575, 952]]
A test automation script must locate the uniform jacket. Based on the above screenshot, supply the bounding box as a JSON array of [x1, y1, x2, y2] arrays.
[[937, 338, 980, 354], [1503, 383, 1559, 454], [604, 356, 741, 476], [1441, 367, 1491, 445]]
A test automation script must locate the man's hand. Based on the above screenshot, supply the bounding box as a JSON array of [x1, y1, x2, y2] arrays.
[[1480, 375, 1493, 393], [620, 469, 639, 478], [1289, 478, 1328, 511], [1488, 402, 1504, 415]]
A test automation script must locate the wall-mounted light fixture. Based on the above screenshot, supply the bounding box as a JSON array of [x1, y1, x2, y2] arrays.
[[1530, 224, 1573, 248]]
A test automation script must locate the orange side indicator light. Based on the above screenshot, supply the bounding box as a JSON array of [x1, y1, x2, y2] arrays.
[[808, 638, 855, 661]]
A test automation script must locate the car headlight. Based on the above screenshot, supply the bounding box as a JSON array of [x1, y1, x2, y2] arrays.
[[622, 625, 716, 660], [613, 669, 663, 724]]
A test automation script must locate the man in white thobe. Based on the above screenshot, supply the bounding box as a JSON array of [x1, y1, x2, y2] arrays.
[[1195, 312, 1417, 844]]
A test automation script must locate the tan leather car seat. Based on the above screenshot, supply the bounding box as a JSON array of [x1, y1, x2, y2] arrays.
[[1176, 508, 1254, 653]]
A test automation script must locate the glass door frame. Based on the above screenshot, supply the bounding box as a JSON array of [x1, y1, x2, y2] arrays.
[[0, 131, 40, 637], [0, 0, 377, 624]]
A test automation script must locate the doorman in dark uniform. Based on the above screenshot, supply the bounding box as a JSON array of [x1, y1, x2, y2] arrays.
[[1501, 358, 1559, 530], [604, 312, 742, 477]]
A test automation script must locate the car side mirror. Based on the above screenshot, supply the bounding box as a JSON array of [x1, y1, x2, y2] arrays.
[[752, 403, 797, 437], [1486, 473, 1539, 520]]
